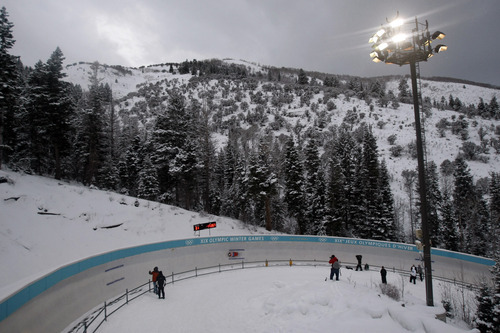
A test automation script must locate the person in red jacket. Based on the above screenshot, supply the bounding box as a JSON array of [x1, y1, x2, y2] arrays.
[[149, 266, 159, 294], [329, 255, 340, 280]]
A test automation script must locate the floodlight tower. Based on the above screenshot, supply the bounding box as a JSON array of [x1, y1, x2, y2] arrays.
[[369, 13, 447, 307]]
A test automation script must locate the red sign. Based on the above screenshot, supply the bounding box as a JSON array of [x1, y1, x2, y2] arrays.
[[193, 222, 217, 231]]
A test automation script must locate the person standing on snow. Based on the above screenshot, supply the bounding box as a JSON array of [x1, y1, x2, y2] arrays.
[[157, 271, 166, 299], [409, 265, 417, 284], [417, 264, 423, 281], [149, 266, 159, 294], [380, 266, 387, 284], [329, 255, 340, 281], [355, 255, 363, 271]]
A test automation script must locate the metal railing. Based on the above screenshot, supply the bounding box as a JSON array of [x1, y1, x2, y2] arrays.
[[64, 259, 482, 333]]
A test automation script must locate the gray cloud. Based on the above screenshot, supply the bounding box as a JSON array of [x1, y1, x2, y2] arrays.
[[4, 0, 500, 86]]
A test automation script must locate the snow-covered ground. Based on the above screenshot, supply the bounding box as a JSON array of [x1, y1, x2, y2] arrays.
[[0, 170, 478, 332], [96, 266, 471, 333], [0, 169, 273, 300]]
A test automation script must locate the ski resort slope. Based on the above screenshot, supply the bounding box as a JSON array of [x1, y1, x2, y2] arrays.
[[96, 266, 470, 333]]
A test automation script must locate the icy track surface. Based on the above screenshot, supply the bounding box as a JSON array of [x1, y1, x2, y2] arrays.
[[97, 266, 468, 333]]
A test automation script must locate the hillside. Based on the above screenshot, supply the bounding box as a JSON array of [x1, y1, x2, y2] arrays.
[[0, 169, 273, 300], [64, 59, 500, 212], [0, 169, 477, 332]]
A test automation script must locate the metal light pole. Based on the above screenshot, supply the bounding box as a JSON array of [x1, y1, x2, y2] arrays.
[[409, 59, 433, 306], [369, 14, 447, 307]]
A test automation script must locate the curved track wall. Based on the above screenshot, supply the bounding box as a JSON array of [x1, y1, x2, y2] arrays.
[[0, 235, 495, 332]]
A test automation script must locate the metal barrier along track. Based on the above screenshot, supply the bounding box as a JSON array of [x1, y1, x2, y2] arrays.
[[2, 235, 494, 333], [65, 260, 292, 333], [64, 259, 484, 333]]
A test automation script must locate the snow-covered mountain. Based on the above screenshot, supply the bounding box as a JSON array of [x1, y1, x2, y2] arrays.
[[1, 59, 497, 332], [64, 59, 500, 204]]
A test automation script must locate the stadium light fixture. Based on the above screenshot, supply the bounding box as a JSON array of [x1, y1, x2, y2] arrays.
[[434, 44, 448, 53], [369, 14, 448, 308], [431, 31, 445, 40], [390, 18, 404, 28]]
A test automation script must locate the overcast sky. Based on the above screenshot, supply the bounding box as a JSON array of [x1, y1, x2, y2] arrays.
[[4, 0, 500, 86]]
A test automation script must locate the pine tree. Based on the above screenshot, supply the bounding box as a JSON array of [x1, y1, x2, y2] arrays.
[[491, 252, 500, 332], [475, 251, 500, 333], [173, 138, 199, 210], [489, 96, 499, 119], [137, 156, 160, 201], [151, 90, 194, 206], [44, 47, 74, 179], [218, 139, 240, 218], [14, 49, 74, 179], [398, 77, 411, 103], [376, 159, 397, 241], [357, 127, 380, 239], [475, 282, 495, 333], [303, 138, 326, 235], [283, 138, 305, 234], [415, 161, 443, 247], [490, 173, 500, 255], [15, 61, 50, 174], [330, 128, 358, 236], [0, 6, 19, 169], [440, 187, 459, 251], [297, 69, 308, 85], [467, 196, 490, 256], [244, 140, 277, 230], [98, 83, 119, 190], [75, 62, 107, 185], [118, 135, 143, 196], [402, 169, 418, 242], [369, 80, 385, 98], [453, 156, 476, 252], [193, 98, 216, 213], [326, 151, 344, 236]]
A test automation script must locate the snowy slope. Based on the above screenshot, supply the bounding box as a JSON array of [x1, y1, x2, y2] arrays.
[[98, 267, 471, 333], [0, 169, 480, 332], [0, 169, 273, 300], [63, 60, 500, 205]]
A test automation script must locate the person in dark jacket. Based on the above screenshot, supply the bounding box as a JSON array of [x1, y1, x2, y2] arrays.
[[380, 266, 387, 284], [157, 271, 166, 299], [355, 255, 363, 271], [329, 255, 340, 280], [410, 265, 417, 284], [149, 266, 159, 294]]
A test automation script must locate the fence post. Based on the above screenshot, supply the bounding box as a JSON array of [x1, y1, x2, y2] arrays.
[[195, 267, 198, 277], [172, 272, 174, 284], [84, 320, 87, 333], [104, 301, 107, 321], [219, 264, 221, 273], [126, 288, 129, 304]]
